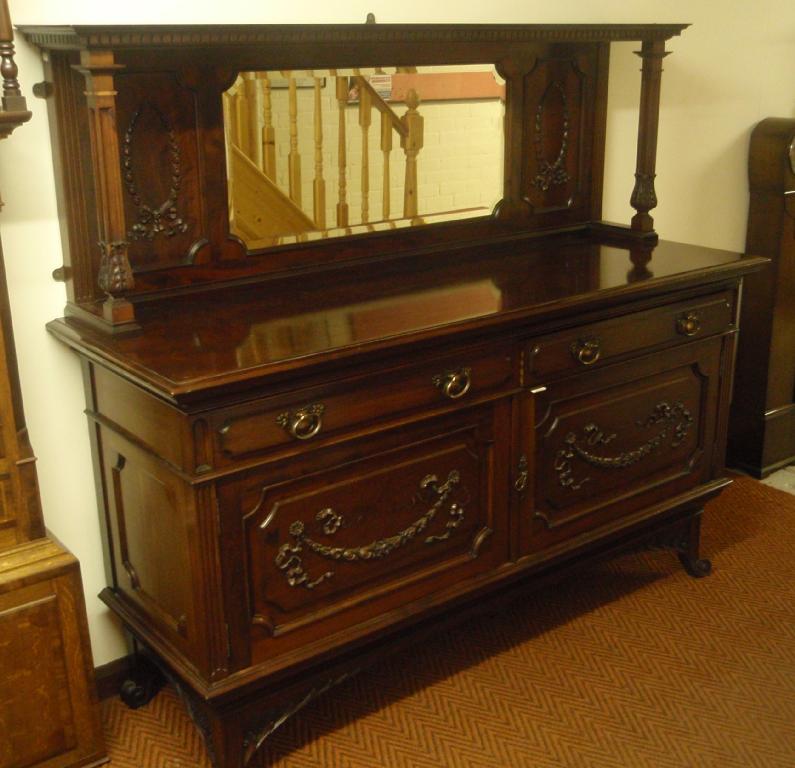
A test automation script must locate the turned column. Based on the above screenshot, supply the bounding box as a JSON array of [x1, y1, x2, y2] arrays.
[[630, 38, 670, 235], [401, 88, 423, 221], [76, 50, 136, 327]]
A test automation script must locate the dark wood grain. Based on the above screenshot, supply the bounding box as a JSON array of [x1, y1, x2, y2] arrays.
[[22, 20, 770, 768], [727, 118, 795, 477]]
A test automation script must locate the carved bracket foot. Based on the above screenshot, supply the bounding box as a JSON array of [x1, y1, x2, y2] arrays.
[[644, 510, 711, 579], [119, 654, 166, 710], [677, 551, 712, 578]]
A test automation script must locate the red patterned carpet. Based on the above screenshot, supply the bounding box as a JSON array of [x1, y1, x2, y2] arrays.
[[102, 476, 795, 767]]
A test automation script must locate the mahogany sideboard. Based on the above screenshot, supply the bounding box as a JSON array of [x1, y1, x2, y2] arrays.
[[22, 21, 765, 766]]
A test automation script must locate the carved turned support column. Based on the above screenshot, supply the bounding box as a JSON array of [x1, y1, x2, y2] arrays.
[[630, 39, 670, 235], [76, 50, 136, 326]]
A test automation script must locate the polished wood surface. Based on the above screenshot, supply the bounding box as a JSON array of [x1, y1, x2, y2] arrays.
[[727, 118, 795, 477], [24, 20, 767, 767], [47, 234, 763, 401], [0, 540, 106, 768], [24, 23, 684, 330]]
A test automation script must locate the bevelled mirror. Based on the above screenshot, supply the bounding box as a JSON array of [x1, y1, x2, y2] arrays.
[[223, 65, 505, 250]]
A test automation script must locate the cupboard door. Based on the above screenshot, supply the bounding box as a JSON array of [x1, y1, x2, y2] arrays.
[[216, 403, 510, 668], [521, 338, 725, 554]]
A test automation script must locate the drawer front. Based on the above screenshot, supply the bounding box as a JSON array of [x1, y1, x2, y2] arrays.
[[212, 343, 515, 464], [216, 404, 510, 665], [521, 337, 724, 554], [525, 291, 733, 382]]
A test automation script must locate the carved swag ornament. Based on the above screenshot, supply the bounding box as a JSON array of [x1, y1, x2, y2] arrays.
[[275, 470, 465, 590], [555, 400, 694, 491]]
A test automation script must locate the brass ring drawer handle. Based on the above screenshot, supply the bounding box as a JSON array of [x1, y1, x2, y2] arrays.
[[433, 367, 472, 400], [676, 311, 701, 337], [570, 337, 601, 366], [276, 403, 325, 440]]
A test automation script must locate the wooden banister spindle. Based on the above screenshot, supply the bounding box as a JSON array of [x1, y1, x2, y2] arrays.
[[401, 88, 423, 220], [381, 111, 392, 220], [242, 72, 259, 166], [234, 77, 251, 157], [313, 75, 326, 229], [630, 38, 670, 234], [335, 76, 349, 228], [359, 79, 371, 223], [286, 71, 302, 207], [225, 90, 239, 146], [259, 72, 276, 178]]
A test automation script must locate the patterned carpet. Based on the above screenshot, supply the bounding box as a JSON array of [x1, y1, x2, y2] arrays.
[[102, 476, 795, 767]]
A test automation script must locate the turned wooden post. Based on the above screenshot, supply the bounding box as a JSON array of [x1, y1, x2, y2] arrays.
[[630, 38, 670, 234], [381, 111, 392, 220], [242, 72, 259, 166], [401, 88, 423, 220], [285, 71, 302, 207], [76, 50, 135, 326], [259, 72, 276, 178], [234, 79, 249, 154], [359, 78, 371, 224], [313, 75, 326, 229], [335, 76, 349, 227], [0, 0, 26, 117]]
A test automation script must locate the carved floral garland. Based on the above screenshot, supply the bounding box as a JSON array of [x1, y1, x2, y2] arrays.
[[122, 102, 189, 241]]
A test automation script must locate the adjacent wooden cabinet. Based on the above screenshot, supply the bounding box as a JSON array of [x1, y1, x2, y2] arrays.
[[0, 541, 106, 768], [728, 118, 795, 476], [23, 21, 765, 768]]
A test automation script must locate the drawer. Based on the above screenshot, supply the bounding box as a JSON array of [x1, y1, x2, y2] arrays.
[[211, 343, 515, 463], [519, 337, 724, 556], [524, 291, 733, 382], [215, 404, 510, 664]]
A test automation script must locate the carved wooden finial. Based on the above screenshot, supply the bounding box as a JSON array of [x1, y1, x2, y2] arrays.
[[0, 0, 30, 135], [405, 87, 420, 111], [366, 13, 376, 24]]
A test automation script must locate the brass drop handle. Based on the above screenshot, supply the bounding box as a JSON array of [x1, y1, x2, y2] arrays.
[[276, 403, 325, 440], [570, 337, 601, 366], [676, 311, 701, 337], [433, 367, 472, 400]]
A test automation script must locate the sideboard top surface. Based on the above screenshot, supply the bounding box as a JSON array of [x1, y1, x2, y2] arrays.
[[47, 233, 765, 404]]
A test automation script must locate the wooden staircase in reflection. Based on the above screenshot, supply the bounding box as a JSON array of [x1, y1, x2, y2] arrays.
[[224, 70, 425, 245]]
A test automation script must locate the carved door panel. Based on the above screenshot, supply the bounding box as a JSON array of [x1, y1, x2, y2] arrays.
[[520, 338, 724, 555], [99, 428, 199, 659], [216, 402, 510, 668]]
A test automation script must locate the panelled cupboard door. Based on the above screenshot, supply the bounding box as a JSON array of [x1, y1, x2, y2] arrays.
[[519, 337, 725, 555], [216, 402, 511, 670]]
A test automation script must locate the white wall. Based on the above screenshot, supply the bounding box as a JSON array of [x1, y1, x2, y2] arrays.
[[0, 0, 792, 666]]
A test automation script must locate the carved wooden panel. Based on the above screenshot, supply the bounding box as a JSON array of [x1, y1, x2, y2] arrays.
[[0, 584, 75, 767], [527, 338, 723, 551], [215, 404, 510, 666], [0, 541, 105, 768], [101, 429, 195, 649], [521, 47, 600, 225], [115, 71, 208, 272]]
